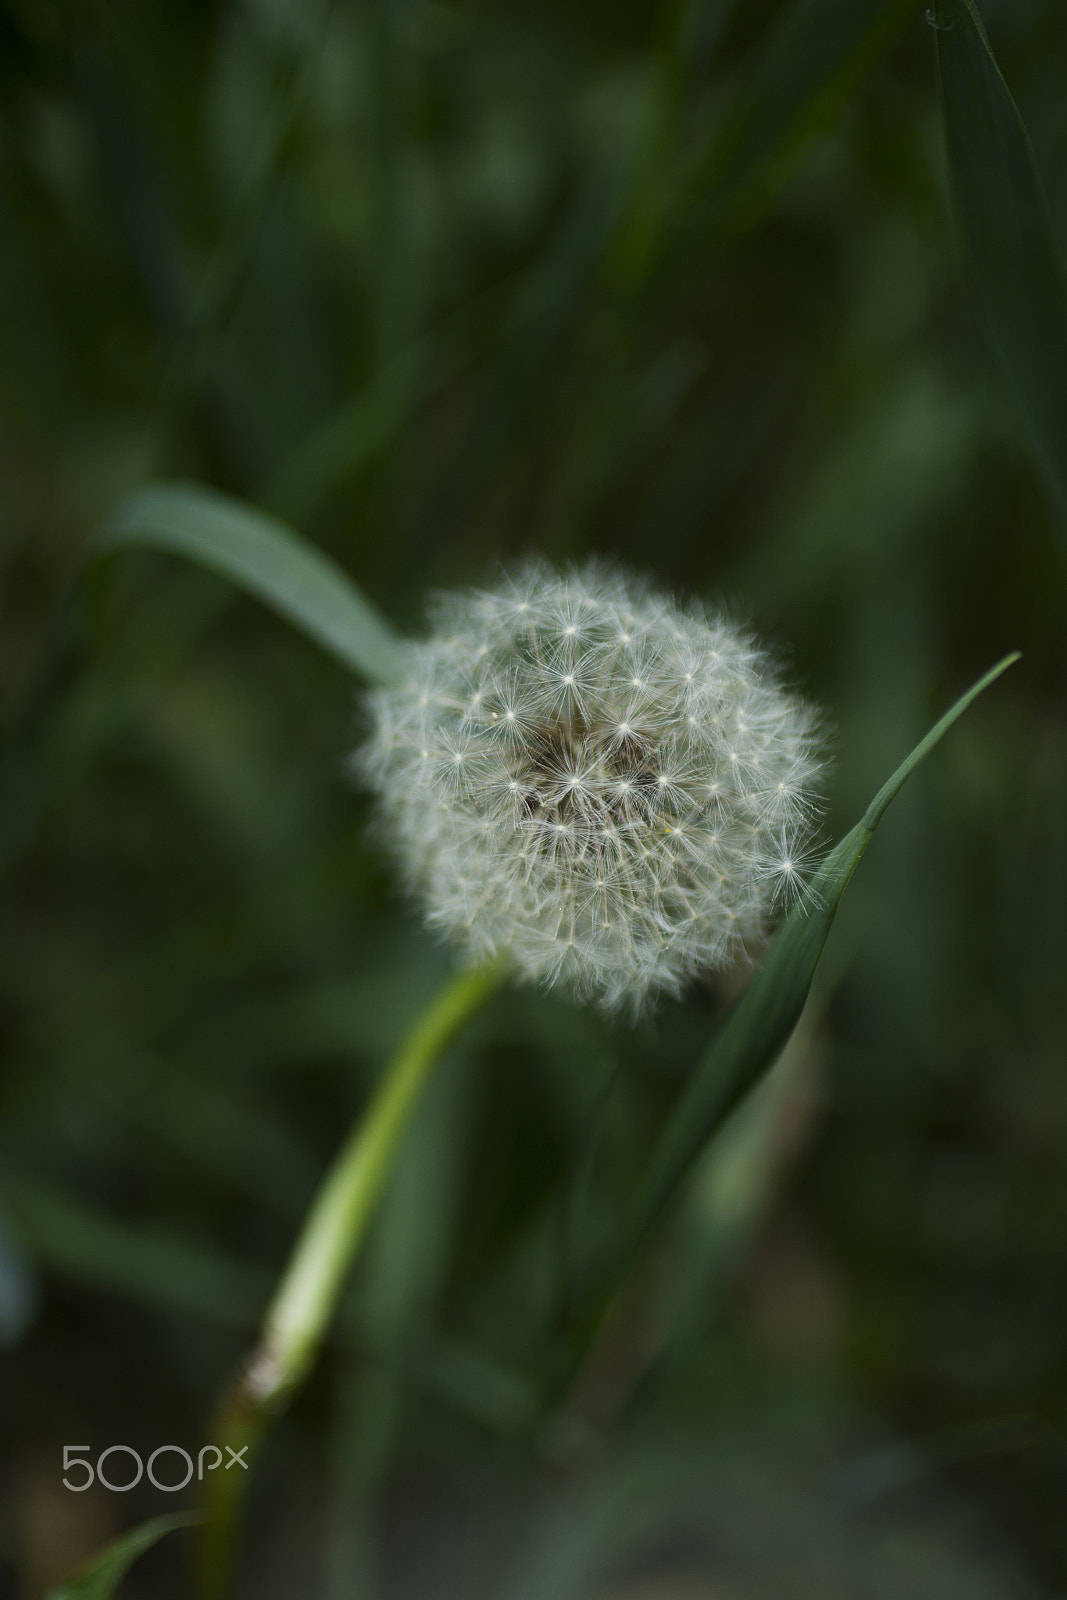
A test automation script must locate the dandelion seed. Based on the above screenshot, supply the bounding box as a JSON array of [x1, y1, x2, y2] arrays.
[[356, 560, 826, 1013]]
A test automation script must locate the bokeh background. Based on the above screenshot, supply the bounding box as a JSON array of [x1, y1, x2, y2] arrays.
[[1, 0, 1065, 1595]]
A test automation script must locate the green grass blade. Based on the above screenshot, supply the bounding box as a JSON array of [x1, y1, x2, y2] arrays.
[[935, 0, 1067, 540], [619, 651, 1020, 1267], [691, 0, 912, 231], [1, 1171, 271, 1326], [45, 1513, 201, 1600], [95, 482, 403, 685]]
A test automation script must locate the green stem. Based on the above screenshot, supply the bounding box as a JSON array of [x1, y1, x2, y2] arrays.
[[199, 958, 502, 1599]]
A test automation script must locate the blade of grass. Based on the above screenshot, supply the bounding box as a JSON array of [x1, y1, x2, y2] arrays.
[[45, 1513, 201, 1600], [587, 652, 1020, 1322], [935, 0, 1067, 542], [1, 1171, 270, 1326], [688, 0, 914, 235], [153, 1, 333, 468], [94, 482, 403, 685], [421, 169, 628, 562], [259, 340, 448, 528]]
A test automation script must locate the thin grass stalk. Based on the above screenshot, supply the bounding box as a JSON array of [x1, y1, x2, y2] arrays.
[[552, 654, 1020, 1414]]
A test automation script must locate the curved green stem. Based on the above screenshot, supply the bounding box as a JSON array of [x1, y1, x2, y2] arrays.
[[199, 958, 502, 1598]]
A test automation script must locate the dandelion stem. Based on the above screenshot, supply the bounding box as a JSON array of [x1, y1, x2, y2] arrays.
[[199, 958, 502, 1599]]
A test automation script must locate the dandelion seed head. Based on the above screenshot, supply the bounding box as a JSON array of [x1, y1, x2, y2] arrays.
[[355, 560, 826, 1013]]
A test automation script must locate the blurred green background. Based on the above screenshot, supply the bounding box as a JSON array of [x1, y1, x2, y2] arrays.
[[1, 0, 1065, 1595]]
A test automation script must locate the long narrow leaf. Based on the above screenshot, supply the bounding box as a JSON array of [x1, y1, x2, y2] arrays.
[[46, 1512, 200, 1600], [617, 652, 1020, 1272], [935, 0, 1067, 541], [95, 482, 403, 685], [2, 1171, 270, 1326], [691, 0, 913, 231]]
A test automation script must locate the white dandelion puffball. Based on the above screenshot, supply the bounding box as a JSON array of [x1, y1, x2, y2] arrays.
[[357, 562, 825, 1012]]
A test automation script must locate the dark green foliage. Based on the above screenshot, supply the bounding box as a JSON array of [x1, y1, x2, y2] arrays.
[[1, 0, 1065, 1595], [936, 0, 1067, 543]]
